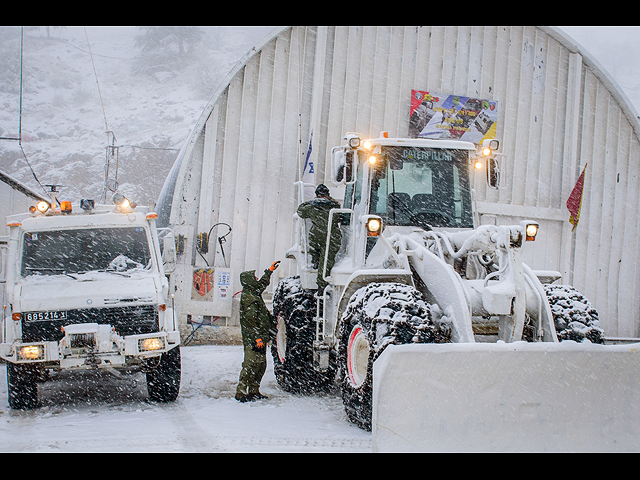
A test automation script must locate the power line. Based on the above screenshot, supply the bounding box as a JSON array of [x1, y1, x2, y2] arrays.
[[0, 27, 48, 195], [84, 27, 110, 137]]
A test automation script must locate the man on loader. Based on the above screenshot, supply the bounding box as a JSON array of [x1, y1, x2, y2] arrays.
[[235, 260, 280, 402], [297, 184, 342, 292]]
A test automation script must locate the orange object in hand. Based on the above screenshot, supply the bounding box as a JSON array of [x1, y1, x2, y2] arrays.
[[269, 260, 281, 271]]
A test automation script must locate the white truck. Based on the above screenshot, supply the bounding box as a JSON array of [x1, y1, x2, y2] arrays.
[[1, 191, 181, 409], [274, 132, 640, 450]]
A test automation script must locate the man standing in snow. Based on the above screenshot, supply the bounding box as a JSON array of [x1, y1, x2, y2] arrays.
[[235, 260, 280, 403], [297, 184, 342, 292]]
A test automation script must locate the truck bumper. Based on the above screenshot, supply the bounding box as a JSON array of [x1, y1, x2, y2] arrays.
[[0, 324, 180, 368]]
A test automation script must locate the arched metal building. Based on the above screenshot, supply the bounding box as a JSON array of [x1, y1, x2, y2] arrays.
[[157, 26, 640, 343]]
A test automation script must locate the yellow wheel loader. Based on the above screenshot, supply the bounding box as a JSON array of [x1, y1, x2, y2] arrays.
[[273, 133, 640, 451]]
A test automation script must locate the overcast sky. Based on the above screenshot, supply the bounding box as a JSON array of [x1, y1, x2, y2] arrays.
[[560, 26, 640, 114]]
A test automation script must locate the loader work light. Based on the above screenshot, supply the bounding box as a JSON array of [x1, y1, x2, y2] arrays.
[[367, 217, 382, 237], [525, 223, 538, 241], [363, 140, 373, 150], [368, 155, 378, 165], [522, 221, 539, 241], [482, 139, 500, 156]]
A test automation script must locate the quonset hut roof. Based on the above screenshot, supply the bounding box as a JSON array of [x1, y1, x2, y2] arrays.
[[157, 26, 640, 338]]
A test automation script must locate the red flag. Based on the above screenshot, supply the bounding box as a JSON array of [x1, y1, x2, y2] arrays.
[[567, 163, 587, 231]]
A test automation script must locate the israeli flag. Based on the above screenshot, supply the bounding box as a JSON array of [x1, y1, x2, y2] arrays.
[[302, 131, 315, 200]]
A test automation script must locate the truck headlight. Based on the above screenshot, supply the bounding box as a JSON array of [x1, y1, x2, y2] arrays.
[[138, 337, 165, 352], [112, 193, 137, 211], [17, 344, 44, 361], [112, 193, 130, 209], [36, 201, 50, 213]]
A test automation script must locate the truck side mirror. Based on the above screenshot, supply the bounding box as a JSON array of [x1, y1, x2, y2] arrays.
[[331, 147, 354, 185], [487, 157, 500, 189], [162, 231, 177, 272]]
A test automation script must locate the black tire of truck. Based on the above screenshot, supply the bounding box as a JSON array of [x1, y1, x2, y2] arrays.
[[543, 284, 605, 344], [146, 346, 181, 402], [7, 362, 40, 410], [271, 276, 336, 394], [337, 282, 450, 431]]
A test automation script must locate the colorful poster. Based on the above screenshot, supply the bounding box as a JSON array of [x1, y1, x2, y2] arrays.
[[409, 90, 498, 144]]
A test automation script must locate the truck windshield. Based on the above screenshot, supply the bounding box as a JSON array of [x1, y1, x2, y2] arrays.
[[21, 227, 152, 277], [369, 146, 474, 228]]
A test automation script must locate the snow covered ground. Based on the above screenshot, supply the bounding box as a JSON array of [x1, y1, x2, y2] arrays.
[[0, 344, 371, 452]]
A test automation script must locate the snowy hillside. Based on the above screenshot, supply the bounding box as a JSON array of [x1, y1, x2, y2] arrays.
[[0, 26, 274, 206]]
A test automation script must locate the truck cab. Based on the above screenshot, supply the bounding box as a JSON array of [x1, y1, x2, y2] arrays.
[[1, 193, 181, 409]]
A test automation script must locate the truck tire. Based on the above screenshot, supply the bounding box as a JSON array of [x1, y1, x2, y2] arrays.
[[146, 346, 181, 402], [543, 284, 605, 344], [7, 362, 39, 410], [337, 282, 449, 431], [271, 276, 335, 394]]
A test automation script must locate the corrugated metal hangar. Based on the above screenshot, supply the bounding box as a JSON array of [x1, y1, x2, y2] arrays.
[[157, 26, 640, 342]]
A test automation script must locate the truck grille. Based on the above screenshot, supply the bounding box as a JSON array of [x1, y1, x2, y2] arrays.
[[21, 305, 159, 343]]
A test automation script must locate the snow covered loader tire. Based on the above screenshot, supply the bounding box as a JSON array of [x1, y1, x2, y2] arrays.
[[271, 276, 335, 394], [338, 282, 450, 431], [543, 284, 604, 344]]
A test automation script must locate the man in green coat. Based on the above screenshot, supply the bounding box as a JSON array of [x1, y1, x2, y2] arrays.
[[235, 260, 280, 402], [297, 184, 342, 292]]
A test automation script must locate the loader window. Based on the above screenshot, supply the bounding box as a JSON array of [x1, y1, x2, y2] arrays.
[[21, 227, 152, 277], [370, 147, 473, 228]]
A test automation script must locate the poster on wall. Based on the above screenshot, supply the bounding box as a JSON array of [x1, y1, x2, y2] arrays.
[[409, 90, 498, 144]]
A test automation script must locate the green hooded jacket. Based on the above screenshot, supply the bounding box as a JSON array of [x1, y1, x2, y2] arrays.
[[239, 269, 275, 348]]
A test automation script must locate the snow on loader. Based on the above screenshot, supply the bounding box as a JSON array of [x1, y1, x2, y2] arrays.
[[273, 132, 640, 450]]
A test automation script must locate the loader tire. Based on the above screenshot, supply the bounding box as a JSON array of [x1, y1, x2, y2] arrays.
[[338, 282, 449, 431], [7, 362, 39, 410], [543, 284, 605, 344], [271, 277, 335, 394]]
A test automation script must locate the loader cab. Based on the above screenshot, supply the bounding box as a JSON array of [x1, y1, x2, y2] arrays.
[[367, 145, 475, 230], [335, 136, 477, 232]]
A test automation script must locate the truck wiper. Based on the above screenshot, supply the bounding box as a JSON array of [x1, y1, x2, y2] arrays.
[[24, 267, 78, 279], [74, 268, 131, 278]]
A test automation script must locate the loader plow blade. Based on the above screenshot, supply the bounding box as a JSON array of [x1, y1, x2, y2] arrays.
[[372, 342, 640, 452]]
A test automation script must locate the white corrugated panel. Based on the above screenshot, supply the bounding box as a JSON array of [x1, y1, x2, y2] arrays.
[[161, 26, 640, 338]]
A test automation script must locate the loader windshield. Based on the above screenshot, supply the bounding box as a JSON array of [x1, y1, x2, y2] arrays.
[[20, 227, 152, 277], [369, 146, 473, 228]]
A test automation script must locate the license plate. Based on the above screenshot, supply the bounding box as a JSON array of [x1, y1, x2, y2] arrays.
[[24, 310, 68, 322]]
